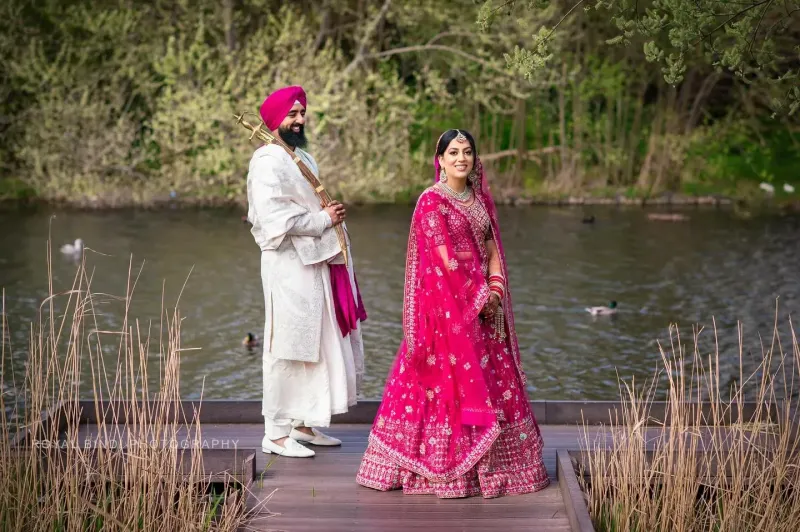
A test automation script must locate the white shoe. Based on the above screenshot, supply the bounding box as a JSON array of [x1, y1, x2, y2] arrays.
[[290, 427, 342, 446], [261, 436, 315, 457]]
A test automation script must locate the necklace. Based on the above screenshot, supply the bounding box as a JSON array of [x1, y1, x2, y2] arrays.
[[438, 182, 472, 202]]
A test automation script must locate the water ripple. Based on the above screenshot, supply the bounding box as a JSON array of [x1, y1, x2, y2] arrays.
[[1, 206, 797, 400]]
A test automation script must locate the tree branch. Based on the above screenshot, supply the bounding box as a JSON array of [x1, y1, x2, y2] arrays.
[[364, 44, 511, 77], [489, 0, 517, 18], [691, 0, 771, 46], [425, 31, 478, 46], [481, 146, 564, 162], [312, 0, 332, 52], [538, 0, 588, 50], [747, 0, 773, 58], [341, 0, 392, 76]]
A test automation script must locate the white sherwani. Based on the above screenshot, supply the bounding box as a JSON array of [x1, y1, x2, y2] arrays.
[[246, 144, 364, 431]]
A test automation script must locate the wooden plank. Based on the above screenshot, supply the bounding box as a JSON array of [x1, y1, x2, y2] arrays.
[[252, 501, 566, 518], [9, 447, 255, 485], [75, 400, 381, 425], [557, 450, 595, 532], [247, 516, 572, 532], [569, 448, 799, 482], [252, 485, 564, 504], [72, 422, 593, 444], [545, 400, 781, 426], [10, 400, 67, 447], [74, 399, 784, 426]]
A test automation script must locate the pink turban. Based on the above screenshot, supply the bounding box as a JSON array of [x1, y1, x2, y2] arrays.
[[259, 85, 307, 131]]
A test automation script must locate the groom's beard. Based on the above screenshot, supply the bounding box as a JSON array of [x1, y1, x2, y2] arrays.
[[278, 124, 308, 149]]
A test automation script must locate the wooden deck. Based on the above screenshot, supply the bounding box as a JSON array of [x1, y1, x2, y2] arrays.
[[62, 399, 781, 531], [76, 423, 598, 531]]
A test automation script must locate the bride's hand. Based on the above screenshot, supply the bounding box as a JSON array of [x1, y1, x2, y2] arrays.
[[482, 293, 501, 319]]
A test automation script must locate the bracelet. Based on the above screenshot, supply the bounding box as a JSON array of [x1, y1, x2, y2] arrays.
[[489, 285, 504, 300], [488, 275, 504, 287]]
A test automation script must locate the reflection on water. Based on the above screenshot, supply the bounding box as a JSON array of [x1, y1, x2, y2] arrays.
[[1, 206, 798, 400]]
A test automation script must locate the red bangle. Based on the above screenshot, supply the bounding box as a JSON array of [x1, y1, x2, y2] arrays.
[[489, 285, 504, 300]]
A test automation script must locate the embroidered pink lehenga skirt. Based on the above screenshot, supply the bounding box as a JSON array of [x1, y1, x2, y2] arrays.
[[356, 324, 550, 498]]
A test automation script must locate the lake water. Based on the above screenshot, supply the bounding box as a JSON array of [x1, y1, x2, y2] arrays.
[[1, 205, 798, 401]]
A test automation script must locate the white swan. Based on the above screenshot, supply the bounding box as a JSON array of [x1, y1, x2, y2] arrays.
[[759, 182, 775, 194], [60, 238, 83, 259]]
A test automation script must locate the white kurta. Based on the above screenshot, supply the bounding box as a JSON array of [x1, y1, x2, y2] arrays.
[[246, 144, 364, 427]]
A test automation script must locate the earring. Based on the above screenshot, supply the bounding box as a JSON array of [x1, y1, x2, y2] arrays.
[[439, 167, 447, 183], [467, 169, 476, 184]]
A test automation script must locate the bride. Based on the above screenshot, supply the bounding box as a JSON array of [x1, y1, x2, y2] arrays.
[[356, 129, 549, 498]]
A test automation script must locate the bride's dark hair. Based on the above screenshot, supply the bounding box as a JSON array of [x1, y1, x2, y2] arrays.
[[435, 129, 477, 158]]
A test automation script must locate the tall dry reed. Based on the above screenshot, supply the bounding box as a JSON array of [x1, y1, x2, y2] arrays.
[[0, 245, 263, 531], [581, 315, 800, 531]]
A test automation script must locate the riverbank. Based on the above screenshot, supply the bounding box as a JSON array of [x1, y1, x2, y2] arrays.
[[3, 188, 800, 214]]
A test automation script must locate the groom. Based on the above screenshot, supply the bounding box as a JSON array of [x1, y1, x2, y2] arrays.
[[246, 85, 366, 458]]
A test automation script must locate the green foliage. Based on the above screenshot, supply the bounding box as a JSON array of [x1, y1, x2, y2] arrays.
[[504, 30, 555, 80], [483, 0, 799, 115], [0, 0, 797, 206], [682, 119, 800, 196], [0, 0, 422, 205], [0, 176, 36, 201]]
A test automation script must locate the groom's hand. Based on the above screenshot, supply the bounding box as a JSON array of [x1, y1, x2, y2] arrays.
[[324, 200, 346, 225]]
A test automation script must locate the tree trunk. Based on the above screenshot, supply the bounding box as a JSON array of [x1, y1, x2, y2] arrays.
[[312, 0, 332, 51], [615, 91, 624, 185], [472, 102, 480, 143], [547, 130, 556, 183], [684, 72, 721, 134], [605, 94, 614, 184], [637, 88, 665, 190], [625, 80, 647, 184], [572, 42, 584, 187], [558, 61, 568, 174], [491, 113, 500, 156], [651, 86, 677, 192], [513, 97, 526, 189], [223, 0, 236, 52]]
